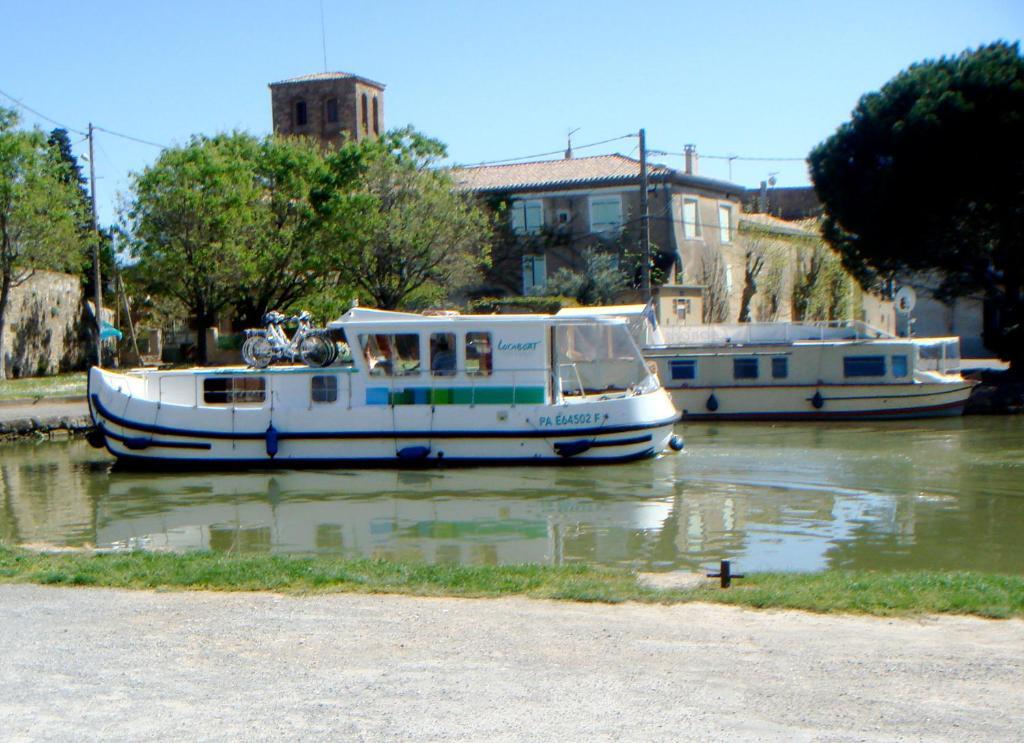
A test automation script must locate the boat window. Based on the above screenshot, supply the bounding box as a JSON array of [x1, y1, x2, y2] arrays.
[[359, 333, 420, 376], [393, 334, 420, 375], [430, 332, 457, 376], [311, 375, 338, 403], [844, 355, 886, 377], [465, 332, 492, 376], [733, 358, 758, 379], [555, 322, 653, 395], [892, 355, 909, 378], [670, 359, 697, 380], [203, 376, 265, 405], [771, 357, 788, 379]]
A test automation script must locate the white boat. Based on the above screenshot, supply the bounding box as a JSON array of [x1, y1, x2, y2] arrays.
[[88, 308, 680, 466], [557, 306, 976, 420]]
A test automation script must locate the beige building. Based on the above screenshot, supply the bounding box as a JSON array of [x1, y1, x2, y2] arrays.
[[452, 152, 745, 327], [269, 72, 384, 147]]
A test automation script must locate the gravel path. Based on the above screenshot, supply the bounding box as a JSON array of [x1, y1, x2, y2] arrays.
[[1, 585, 1022, 741], [0, 399, 88, 422]]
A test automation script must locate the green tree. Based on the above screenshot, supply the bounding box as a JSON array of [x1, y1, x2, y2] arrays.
[[0, 109, 88, 378], [126, 133, 267, 361], [342, 129, 492, 309], [47, 128, 115, 303], [809, 41, 1024, 368], [543, 249, 628, 306], [126, 132, 368, 359], [231, 135, 368, 327]]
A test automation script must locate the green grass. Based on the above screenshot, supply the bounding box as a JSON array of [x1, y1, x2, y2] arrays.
[[1, 546, 1021, 618], [0, 372, 87, 401]]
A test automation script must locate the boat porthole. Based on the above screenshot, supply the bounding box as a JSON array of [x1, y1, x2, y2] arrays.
[[706, 393, 719, 412]]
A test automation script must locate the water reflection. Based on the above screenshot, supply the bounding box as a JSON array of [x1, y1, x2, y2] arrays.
[[1, 416, 1022, 573]]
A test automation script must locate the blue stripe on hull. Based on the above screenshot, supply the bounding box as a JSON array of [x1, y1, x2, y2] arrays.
[[90, 393, 679, 442], [681, 399, 968, 421], [106, 448, 660, 472]]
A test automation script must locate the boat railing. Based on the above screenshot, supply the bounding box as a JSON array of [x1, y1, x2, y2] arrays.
[[658, 319, 891, 347]]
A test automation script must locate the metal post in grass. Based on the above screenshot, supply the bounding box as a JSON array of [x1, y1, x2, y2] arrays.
[[707, 559, 744, 589]]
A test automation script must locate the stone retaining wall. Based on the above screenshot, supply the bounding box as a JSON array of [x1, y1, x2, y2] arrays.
[[2, 271, 85, 378]]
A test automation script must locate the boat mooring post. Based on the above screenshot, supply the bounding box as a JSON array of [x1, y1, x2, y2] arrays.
[[707, 559, 744, 589]]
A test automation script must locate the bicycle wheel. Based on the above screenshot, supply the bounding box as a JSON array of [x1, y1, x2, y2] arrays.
[[247, 336, 275, 369], [241, 336, 260, 367], [299, 335, 333, 367]]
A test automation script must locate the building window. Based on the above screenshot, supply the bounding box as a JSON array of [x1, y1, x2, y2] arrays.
[[844, 355, 886, 377], [361, 93, 369, 133], [325, 98, 339, 124], [589, 195, 623, 234], [311, 375, 338, 403], [522, 254, 547, 294], [372, 96, 379, 135], [295, 100, 308, 127], [673, 297, 691, 320], [203, 377, 265, 405], [718, 203, 733, 243], [771, 357, 788, 379], [733, 357, 758, 379], [682, 197, 701, 239], [465, 332, 492, 376], [670, 359, 697, 380], [510, 200, 544, 235], [892, 355, 909, 378]]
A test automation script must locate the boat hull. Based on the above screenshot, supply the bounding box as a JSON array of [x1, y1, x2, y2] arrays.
[[668, 381, 975, 421], [88, 367, 678, 468]]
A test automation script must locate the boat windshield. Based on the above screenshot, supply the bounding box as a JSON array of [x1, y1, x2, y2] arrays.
[[915, 338, 961, 374], [555, 321, 657, 396]]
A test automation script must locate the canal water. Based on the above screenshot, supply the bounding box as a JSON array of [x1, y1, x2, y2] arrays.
[[2, 417, 1022, 574]]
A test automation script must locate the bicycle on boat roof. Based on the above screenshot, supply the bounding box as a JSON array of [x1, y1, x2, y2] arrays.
[[241, 310, 338, 368]]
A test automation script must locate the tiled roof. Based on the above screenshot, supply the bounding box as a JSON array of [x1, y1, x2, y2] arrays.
[[269, 71, 385, 89], [451, 154, 743, 196], [740, 212, 819, 237], [451, 155, 665, 192]]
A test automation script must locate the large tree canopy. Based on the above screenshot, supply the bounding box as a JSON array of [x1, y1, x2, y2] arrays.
[[809, 41, 1024, 366], [126, 133, 368, 359], [340, 128, 492, 310], [0, 109, 88, 378]]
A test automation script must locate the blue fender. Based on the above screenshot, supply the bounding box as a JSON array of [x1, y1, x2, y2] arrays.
[[266, 424, 279, 458]]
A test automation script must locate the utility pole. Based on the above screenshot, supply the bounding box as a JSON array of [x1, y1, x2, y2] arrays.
[[638, 128, 651, 303], [87, 123, 103, 367]]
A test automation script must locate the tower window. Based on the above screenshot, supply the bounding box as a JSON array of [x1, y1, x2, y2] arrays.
[[361, 93, 369, 133], [325, 98, 339, 124], [295, 100, 308, 127], [372, 97, 379, 135]]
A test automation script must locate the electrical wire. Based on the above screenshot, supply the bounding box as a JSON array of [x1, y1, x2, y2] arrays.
[[457, 134, 637, 167], [0, 87, 86, 136], [92, 126, 167, 150]]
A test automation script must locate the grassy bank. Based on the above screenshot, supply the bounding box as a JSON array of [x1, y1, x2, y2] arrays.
[[0, 372, 87, 401], [1, 546, 1021, 618]]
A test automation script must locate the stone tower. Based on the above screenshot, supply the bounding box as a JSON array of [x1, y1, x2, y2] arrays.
[[269, 72, 385, 147]]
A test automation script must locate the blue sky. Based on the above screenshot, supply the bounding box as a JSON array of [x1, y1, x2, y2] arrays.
[[2, 0, 1020, 225]]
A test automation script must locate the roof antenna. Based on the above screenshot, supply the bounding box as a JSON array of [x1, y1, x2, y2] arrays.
[[320, 0, 328, 72], [565, 127, 580, 160]]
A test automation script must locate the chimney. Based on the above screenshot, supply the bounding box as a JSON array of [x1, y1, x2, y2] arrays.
[[684, 144, 698, 175]]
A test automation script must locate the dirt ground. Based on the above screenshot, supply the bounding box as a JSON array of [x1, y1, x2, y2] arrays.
[[1, 585, 1022, 741]]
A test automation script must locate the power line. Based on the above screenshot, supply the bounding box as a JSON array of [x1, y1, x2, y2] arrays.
[[92, 126, 167, 150], [458, 134, 637, 167], [654, 149, 806, 163], [0, 88, 168, 149], [0, 87, 86, 136]]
